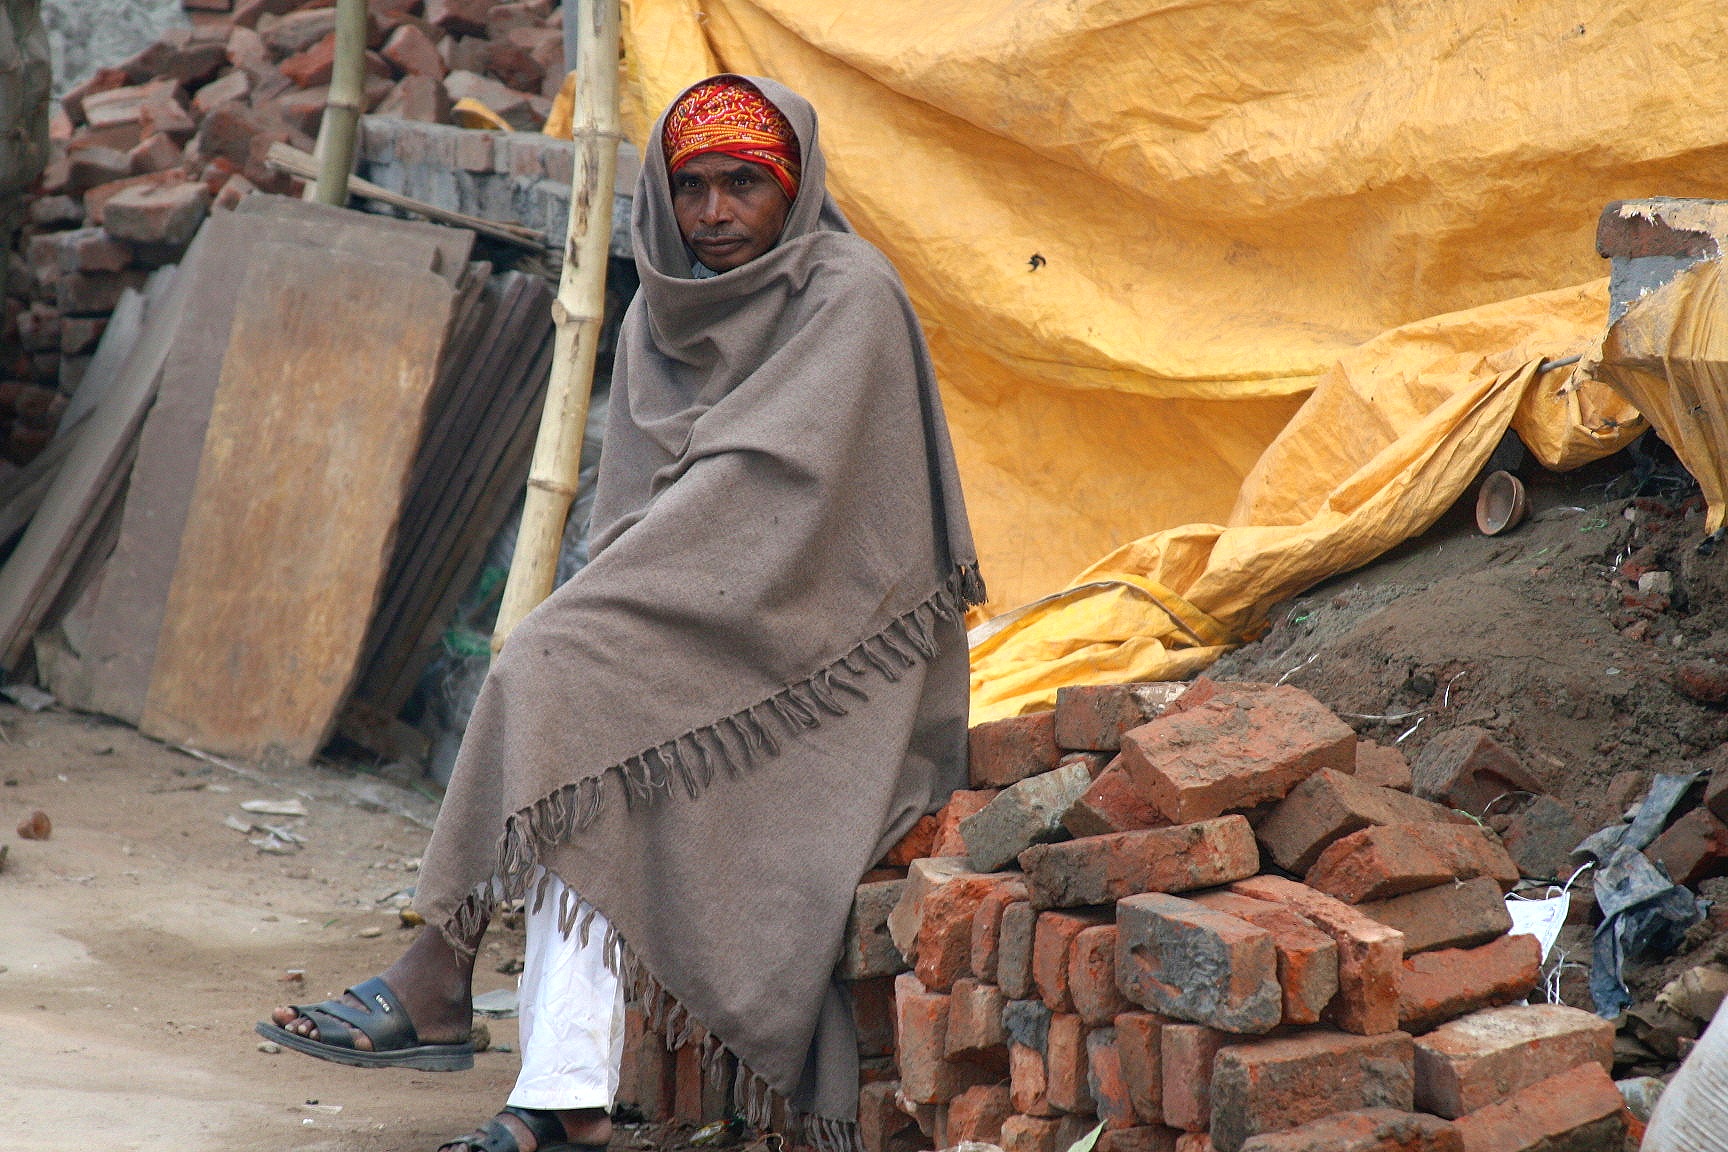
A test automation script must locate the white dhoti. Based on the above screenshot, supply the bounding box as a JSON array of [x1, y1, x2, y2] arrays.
[[507, 870, 628, 1111]]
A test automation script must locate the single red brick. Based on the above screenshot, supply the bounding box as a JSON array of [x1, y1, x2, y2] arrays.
[[1449, 1062, 1624, 1152], [1047, 1012, 1095, 1114], [1116, 1011, 1166, 1126], [1189, 890, 1339, 1026], [887, 857, 987, 960], [1065, 759, 1173, 838], [1647, 805, 1728, 887], [1071, 924, 1131, 1026], [382, 21, 446, 78], [1021, 816, 1261, 909], [946, 977, 1008, 1063], [1257, 768, 1473, 875], [1228, 875, 1405, 1036], [1055, 682, 1188, 751], [1209, 1029, 1416, 1152], [894, 973, 994, 1103], [883, 814, 937, 866], [1305, 823, 1520, 904], [852, 975, 897, 1058], [948, 1083, 1013, 1146], [1409, 727, 1543, 816], [1398, 934, 1540, 1035], [999, 900, 1039, 999], [1117, 893, 1282, 1034], [932, 788, 1001, 858], [1012, 1040, 1058, 1116], [1002, 1115, 1064, 1152], [1236, 1109, 1461, 1152], [859, 1080, 916, 1152], [1099, 1127, 1182, 1152], [1357, 877, 1513, 956], [918, 872, 1018, 991], [1354, 741, 1414, 792], [1090, 1026, 1136, 1130], [1496, 794, 1585, 883], [1120, 684, 1355, 824], [970, 711, 1063, 787], [1175, 1136, 1214, 1152], [972, 883, 1029, 982], [1036, 910, 1113, 1013], [1161, 1023, 1232, 1132], [1413, 1003, 1614, 1119], [672, 1041, 703, 1121]]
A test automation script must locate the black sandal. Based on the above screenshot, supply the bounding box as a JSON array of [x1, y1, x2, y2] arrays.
[[438, 1106, 607, 1152], [254, 975, 475, 1071]]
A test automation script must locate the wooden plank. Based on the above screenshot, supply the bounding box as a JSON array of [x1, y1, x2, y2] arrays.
[[0, 226, 201, 671], [52, 203, 469, 723], [139, 240, 454, 764]]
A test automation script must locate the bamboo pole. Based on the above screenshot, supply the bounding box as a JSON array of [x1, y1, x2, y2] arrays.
[[308, 0, 368, 206], [491, 0, 620, 654]]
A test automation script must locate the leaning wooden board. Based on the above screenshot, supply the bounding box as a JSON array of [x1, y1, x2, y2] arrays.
[[52, 200, 469, 725], [139, 240, 455, 764]]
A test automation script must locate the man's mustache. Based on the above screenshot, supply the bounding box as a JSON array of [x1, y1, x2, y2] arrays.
[[691, 229, 748, 244]]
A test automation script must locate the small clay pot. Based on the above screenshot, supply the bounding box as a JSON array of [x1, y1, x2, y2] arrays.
[[1476, 470, 1529, 536]]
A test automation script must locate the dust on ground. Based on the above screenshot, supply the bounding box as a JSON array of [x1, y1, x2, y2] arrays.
[[0, 709, 694, 1152]]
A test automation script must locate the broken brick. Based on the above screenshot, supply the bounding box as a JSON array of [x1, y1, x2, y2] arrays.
[[1021, 816, 1260, 910], [1161, 1022, 1232, 1132], [1448, 1061, 1624, 1152], [1209, 1029, 1415, 1152], [882, 814, 937, 867], [887, 856, 972, 959], [101, 179, 211, 248], [1120, 683, 1355, 824], [1046, 1012, 1094, 1114], [383, 22, 448, 78], [1002, 1115, 1064, 1152], [999, 899, 1038, 999], [1357, 876, 1513, 956], [1256, 768, 1473, 875], [1228, 875, 1405, 1036], [1071, 924, 1131, 1026], [1064, 759, 1171, 838], [838, 878, 908, 981], [917, 871, 1020, 991], [1036, 909, 1112, 1014], [1647, 804, 1728, 887], [1116, 1011, 1166, 1126], [1012, 1041, 1058, 1116], [859, 1080, 915, 1152], [1412, 1003, 1614, 1120], [893, 973, 993, 1104], [1189, 890, 1339, 1026], [1090, 1027, 1135, 1129], [944, 977, 1007, 1062], [1100, 1128, 1182, 1152], [1497, 795, 1586, 882], [948, 1083, 1012, 1146], [1353, 741, 1414, 792], [932, 788, 999, 858], [1397, 934, 1542, 1036], [1055, 682, 1188, 751], [961, 762, 1091, 871], [1117, 893, 1282, 1034], [1409, 727, 1543, 816], [1235, 1110, 1461, 1152], [970, 882, 1028, 982], [1305, 822, 1520, 904], [970, 711, 1062, 788]]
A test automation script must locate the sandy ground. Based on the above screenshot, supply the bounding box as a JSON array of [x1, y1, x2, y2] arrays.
[[0, 707, 541, 1152]]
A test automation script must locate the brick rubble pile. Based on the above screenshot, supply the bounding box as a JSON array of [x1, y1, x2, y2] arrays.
[[842, 679, 1643, 1152], [3, 0, 566, 468]]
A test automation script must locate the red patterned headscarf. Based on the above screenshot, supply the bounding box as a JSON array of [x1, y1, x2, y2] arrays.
[[661, 77, 802, 201]]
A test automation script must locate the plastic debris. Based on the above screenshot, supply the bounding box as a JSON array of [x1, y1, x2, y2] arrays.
[[1, 685, 54, 712], [1590, 844, 1706, 1018], [241, 799, 307, 817], [472, 988, 519, 1018]]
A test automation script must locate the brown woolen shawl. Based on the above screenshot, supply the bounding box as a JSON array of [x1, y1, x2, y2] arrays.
[[415, 76, 983, 1145]]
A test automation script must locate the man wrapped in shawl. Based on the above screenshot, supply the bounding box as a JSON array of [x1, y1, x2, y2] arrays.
[[260, 75, 983, 1152]]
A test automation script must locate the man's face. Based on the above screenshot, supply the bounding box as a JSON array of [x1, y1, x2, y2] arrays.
[[670, 153, 793, 273]]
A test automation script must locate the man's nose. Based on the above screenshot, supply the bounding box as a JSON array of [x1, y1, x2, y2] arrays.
[[699, 186, 730, 223]]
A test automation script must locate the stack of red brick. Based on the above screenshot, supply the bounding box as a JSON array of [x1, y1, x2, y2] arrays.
[[846, 680, 1637, 1152], [3, 0, 565, 465]]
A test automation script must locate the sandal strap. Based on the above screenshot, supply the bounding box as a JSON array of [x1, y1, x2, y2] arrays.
[[291, 976, 421, 1052], [444, 1110, 563, 1152], [290, 1003, 361, 1051]]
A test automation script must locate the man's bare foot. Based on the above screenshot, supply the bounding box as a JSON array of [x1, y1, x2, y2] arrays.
[[438, 1105, 612, 1152], [269, 920, 480, 1049]]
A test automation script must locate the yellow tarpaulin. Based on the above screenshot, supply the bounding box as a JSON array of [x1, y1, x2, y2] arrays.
[[611, 0, 1702, 716]]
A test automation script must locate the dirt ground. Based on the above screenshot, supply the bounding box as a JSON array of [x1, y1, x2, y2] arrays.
[[0, 709, 566, 1152]]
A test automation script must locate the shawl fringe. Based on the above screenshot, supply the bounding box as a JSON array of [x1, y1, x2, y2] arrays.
[[436, 564, 982, 1148]]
